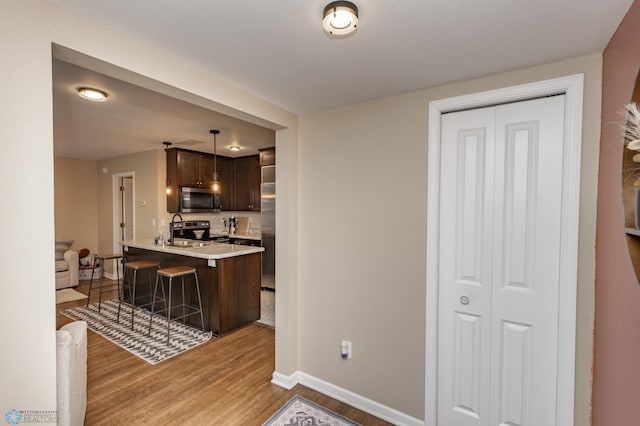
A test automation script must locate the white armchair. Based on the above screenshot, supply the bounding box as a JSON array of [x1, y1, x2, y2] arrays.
[[56, 321, 87, 426], [55, 241, 78, 290]]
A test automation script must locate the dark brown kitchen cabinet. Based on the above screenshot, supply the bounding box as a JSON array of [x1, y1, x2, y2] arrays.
[[234, 155, 261, 211], [176, 149, 215, 187], [216, 156, 234, 211], [166, 148, 217, 213], [166, 148, 260, 213], [259, 147, 276, 166]]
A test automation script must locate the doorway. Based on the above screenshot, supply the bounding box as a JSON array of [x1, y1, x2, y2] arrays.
[[425, 75, 584, 426], [112, 173, 134, 278]]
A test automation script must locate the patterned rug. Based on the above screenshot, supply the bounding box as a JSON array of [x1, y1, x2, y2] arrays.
[[263, 396, 360, 426], [61, 300, 213, 365]]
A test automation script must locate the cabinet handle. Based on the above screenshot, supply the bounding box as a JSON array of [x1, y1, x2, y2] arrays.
[[460, 296, 469, 305]]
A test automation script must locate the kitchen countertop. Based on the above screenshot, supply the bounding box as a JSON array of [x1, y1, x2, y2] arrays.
[[210, 230, 262, 241], [121, 239, 264, 260]]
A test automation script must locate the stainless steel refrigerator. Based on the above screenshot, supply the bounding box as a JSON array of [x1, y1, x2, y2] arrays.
[[260, 165, 275, 290]]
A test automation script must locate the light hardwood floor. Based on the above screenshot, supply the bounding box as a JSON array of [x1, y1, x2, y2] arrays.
[[56, 280, 393, 425]]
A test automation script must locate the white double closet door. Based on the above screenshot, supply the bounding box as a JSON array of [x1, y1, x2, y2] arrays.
[[437, 95, 565, 426]]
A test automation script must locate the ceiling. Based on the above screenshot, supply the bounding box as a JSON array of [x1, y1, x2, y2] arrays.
[[48, 0, 633, 161], [53, 59, 276, 160]]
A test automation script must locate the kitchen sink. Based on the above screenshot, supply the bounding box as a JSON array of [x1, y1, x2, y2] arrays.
[[171, 240, 194, 247]]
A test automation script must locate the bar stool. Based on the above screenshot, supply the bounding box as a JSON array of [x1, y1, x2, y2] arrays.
[[86, 253, 124, 314], [123, 260, 161, 330], [149, 265, 205, 344]]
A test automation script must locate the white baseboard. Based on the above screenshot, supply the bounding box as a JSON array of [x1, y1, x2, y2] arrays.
[[272, 370, 424, 426], [271, 371, 299, 390]]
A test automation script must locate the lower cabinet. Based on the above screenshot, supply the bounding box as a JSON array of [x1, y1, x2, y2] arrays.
[[229, 237, 261, 247]]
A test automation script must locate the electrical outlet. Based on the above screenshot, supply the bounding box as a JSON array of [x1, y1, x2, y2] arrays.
[[341, 340, 352, 360]]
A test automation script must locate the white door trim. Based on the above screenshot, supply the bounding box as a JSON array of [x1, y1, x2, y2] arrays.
[[425, 74, 584, 426], [112, 172, 135, 254]]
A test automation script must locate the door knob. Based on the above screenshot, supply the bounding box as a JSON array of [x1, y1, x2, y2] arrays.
[[459, 296, 469, 305]]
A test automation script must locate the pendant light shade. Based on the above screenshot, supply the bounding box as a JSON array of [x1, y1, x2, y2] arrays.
[[210, 129, 221, 193], [323, 1, 358, 38], [162, 141, 173, 194]]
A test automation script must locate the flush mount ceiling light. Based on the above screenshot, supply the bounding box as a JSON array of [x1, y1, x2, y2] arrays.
[[322, 1, 359, 38], [229, 145, 241, 152], [77, 87, 108, 102]]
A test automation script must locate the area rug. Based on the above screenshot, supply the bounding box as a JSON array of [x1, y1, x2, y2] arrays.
[[263, 396, 360, 426], [61, 299, 212, 365], [56, 288, 88, 304]]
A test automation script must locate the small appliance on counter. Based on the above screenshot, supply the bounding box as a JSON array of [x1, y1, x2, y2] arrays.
[[228, 216, 237, 234], [236, 216, 252, 234]]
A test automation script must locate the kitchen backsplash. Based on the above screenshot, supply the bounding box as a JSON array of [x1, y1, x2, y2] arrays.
[[157, 211, 261, 234]]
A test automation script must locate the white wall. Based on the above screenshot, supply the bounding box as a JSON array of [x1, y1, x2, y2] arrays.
[[0, 1, 297, 421], [1, 1, 599, 423], [298, 54, 601, 422], [54, 157, 99, 252], [0, 1, 58, 417]]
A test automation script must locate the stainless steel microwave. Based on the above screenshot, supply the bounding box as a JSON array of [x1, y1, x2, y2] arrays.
[[179, 187, 221, 213]]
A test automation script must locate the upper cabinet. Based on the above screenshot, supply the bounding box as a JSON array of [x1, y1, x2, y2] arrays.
[[233, 155, 261, 211], [259, 148, 276, 166], [176, 149, 215, 187], [217, 156, 234, 211], [166, 148, 261, 212]]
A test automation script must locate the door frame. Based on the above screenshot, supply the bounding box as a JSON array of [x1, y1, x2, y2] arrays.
[[112, 172, 135, 277], [425, 74, 584, 426]]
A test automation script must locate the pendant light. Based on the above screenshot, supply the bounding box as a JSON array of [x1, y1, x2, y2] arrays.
[[162, 141, 173, 194], [210, 129, 221, 193]]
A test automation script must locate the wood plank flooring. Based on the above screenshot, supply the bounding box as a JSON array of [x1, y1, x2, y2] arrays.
[[56, 280, 393, 425]]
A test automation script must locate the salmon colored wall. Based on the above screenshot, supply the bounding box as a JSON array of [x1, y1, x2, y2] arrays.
[[594, 1, 640, 424]]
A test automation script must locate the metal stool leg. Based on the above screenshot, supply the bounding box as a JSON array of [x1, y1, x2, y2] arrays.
[[97, 260, 104, 312], [86, 257, 98, 308], [117, 261, 129, 324], [193, 272, 205, 331], [130, 269, 138, 329], [181, 275, 186, 324], [167, 276, 173, 344], [153, 266, 203, 345], [149, 273, 160, 334]]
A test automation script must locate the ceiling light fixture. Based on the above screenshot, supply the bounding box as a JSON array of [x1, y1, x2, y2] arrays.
[[322, 1, 359, 38], [230, 145, 241, 152], [210, 129, 221, 194], [77, 87, 108, 102]]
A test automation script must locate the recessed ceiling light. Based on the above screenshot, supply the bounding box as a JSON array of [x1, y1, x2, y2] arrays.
[[77, 87, 108, 102], [323, 1, 358, 38], [230, 145, 241, 152]]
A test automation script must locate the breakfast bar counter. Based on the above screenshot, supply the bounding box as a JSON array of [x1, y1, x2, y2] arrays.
[[121, 239, 264, 336]]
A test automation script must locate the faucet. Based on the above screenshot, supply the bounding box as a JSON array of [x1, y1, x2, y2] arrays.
[[169, 213, 184, 246]]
